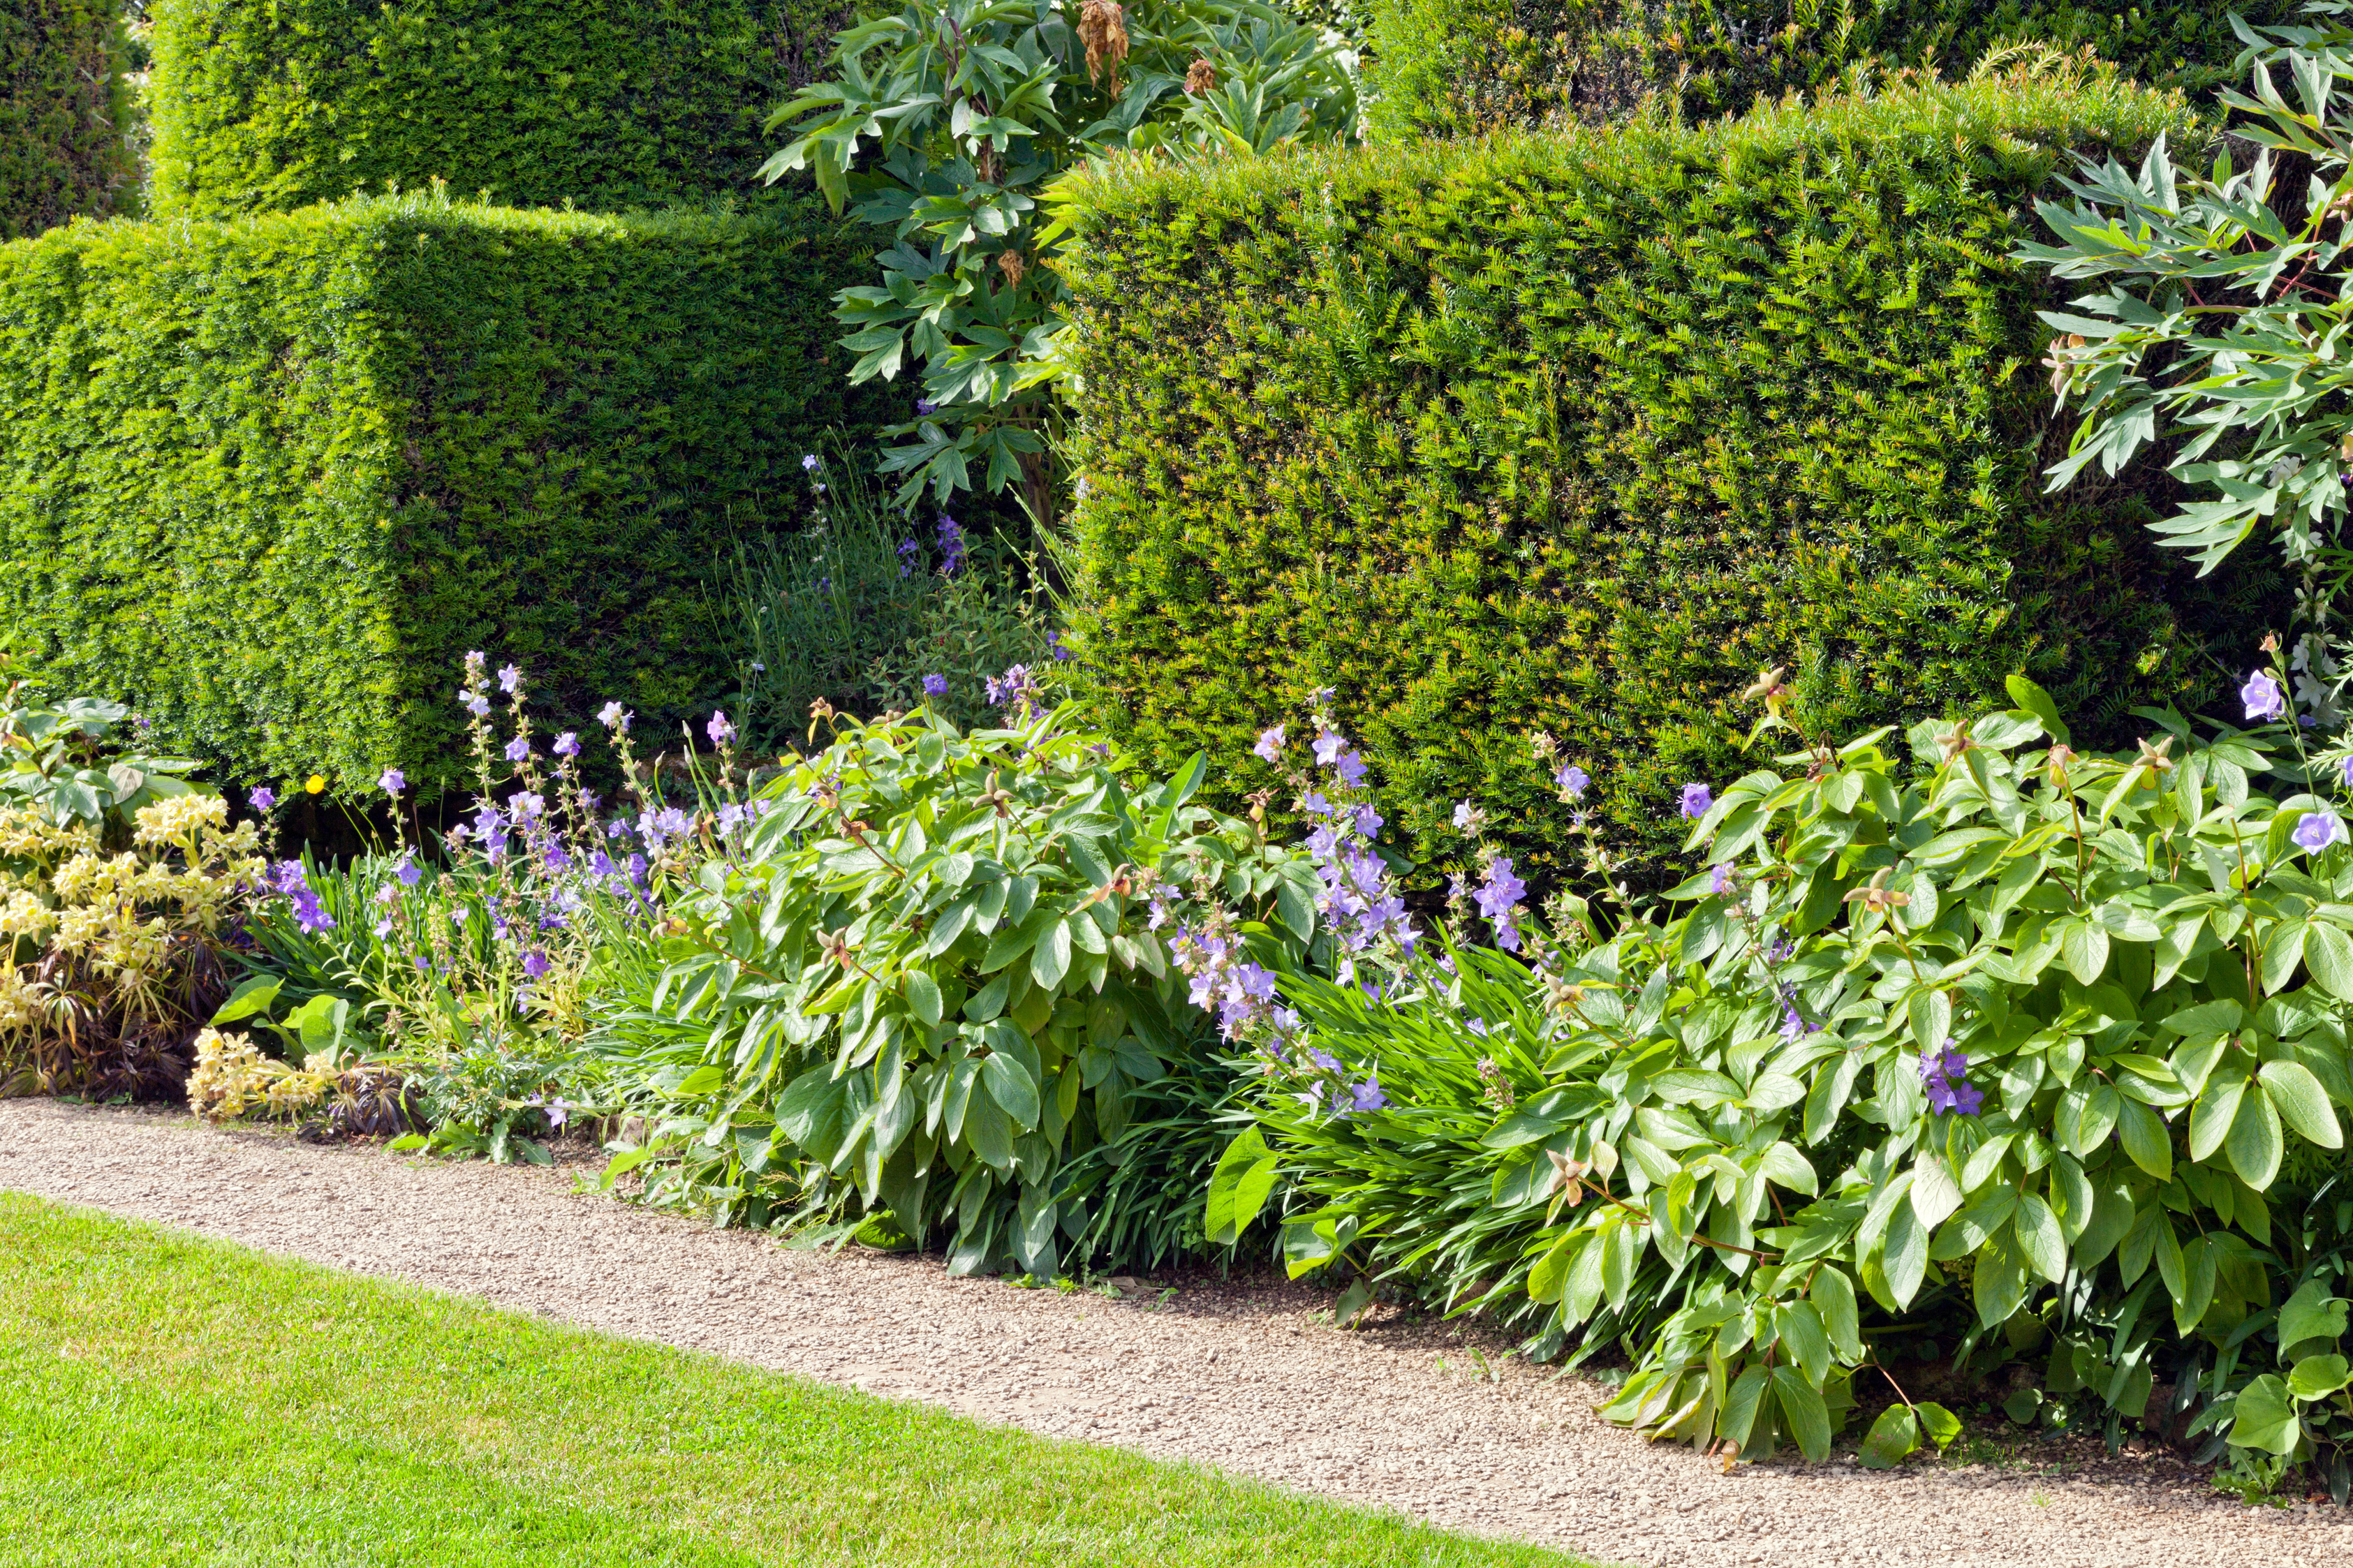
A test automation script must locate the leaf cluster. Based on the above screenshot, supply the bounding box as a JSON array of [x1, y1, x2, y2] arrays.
[[1224, 680, 2353, 1481], [594, 700, 1316, 1274], [765, 0, 1358, 506], [2020, 8, 2353, 573]]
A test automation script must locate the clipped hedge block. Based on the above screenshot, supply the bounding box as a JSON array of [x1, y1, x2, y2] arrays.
[[1366, 0, 2299, 142], [1059, 75, 2283, 885], [148, 0, 855, 218], [0, 191, 880, 793], [0, 0, 135, 238]]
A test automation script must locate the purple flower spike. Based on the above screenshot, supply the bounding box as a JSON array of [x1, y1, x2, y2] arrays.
[[1680, 782, 1713, 819]]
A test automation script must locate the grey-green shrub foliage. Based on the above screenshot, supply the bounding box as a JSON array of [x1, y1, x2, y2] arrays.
[[1220, 678, 2353, 1489]]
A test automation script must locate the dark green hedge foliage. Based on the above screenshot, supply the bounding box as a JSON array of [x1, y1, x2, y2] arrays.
[[147, 0, 856, 218], [1059, 76, 2284, 886], [1366, 0, 2299, 141], [0, 0, 135, 238], [0, 192, 882, 793]]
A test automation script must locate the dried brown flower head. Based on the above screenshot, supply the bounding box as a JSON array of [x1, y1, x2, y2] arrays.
[[1077, 0, 1130, 91], [997, 249, 1026, 286], [1184, 57, 1216, 95]]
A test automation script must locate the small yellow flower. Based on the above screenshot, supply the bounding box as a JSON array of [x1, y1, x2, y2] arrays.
[[304, 774, 327, 794]]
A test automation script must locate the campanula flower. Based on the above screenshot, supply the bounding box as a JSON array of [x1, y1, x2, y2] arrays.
[[553, 732, 581, 758], [707, 710, 735, 746], [1557, 764, 1589, 799], [2243, 670, 2287, 722], [498, 663, 522, 695], [378, 767, 405, 797], [2295, 811, 2347, 852], [249, 786, 276, 811], [1255, 725, 1286, 762], [1680, 782, 1713, 818], [504, 735, 531, 762]]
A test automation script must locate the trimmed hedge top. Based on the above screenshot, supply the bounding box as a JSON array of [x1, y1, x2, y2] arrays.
[[0, 0, 135, 239], [1056, 73, 2281, 885], [1365, 0, 2300, 142], [0, 191, 880, 790], [147, 0, 855, 218]]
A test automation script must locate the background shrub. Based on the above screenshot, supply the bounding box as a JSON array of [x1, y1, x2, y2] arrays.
[[0, 0, 137, 237], [147, 0, 856, 218], [1059, 73, 2284, 887], [1364, 0, 2301, 142], [0, 190, 882, 794]]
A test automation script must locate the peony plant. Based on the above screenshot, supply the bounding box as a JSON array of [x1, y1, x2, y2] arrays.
[[1212, 674, 2353, 1496]]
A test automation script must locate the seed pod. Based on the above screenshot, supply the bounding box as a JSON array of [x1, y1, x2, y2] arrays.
[[1077, 0, 1129, 91]]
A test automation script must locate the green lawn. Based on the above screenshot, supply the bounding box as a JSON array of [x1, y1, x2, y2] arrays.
[[0, 1193, 1587, 1567]]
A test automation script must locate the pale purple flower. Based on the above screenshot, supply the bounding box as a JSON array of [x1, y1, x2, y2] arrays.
[[597, 701, 631, 733], [1313, 730, 1345, 767], [2295, 811, 2347, 853], [465, 694, 492, 717], [249, 786, 276, 811], [1349, 1075, 1388, 1114], [553, 732, 581, 758], [504, 735, 531, 763], [1452, 800, 1482, 831], [707, 711, 735, 746], [1557, 764, 1589, 799], [521, 949, 551, 979], [498, 663, 522, 695], [801, 454, 820, 471], [1254, 725, 1286, 762], [1710, 863, 1734, 897], [513, 792, 544, 820], [1473, 859, 1527, 922], [378, 767, 405, 797], [922, 673, 947, 697], [2341, 755, 2353, 789], [1919, 1042, 1982, 1116], [2243, 670, 2287, 723], [1333, 750, 1368, 787], [1352, 804, 1382, 838], [1680, 782, 1713, 818], [395, 854, 422, 888]]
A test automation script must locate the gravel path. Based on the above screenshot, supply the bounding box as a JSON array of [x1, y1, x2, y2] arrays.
[[3, 1098, 2348, 1567]]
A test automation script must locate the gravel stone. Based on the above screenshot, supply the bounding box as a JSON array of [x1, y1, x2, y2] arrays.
[[5, 1097, 2350, 1566]]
